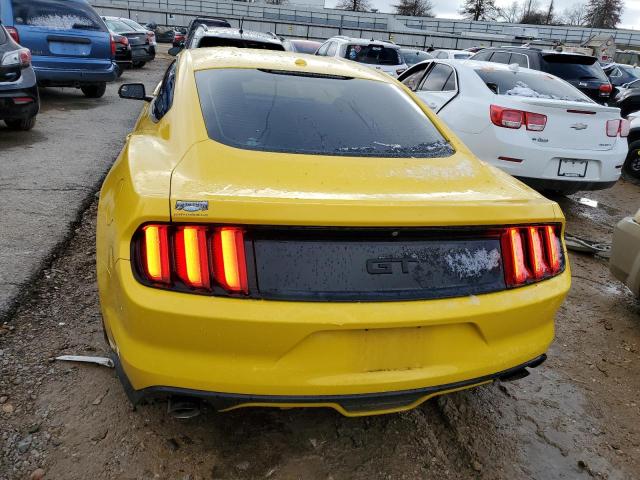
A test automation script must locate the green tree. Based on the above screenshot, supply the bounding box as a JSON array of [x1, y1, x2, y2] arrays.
[[394, 0, 434, 17], [459, 0, 498, 21], [584, 0, 623, 28], [336, 0, 371, 12]]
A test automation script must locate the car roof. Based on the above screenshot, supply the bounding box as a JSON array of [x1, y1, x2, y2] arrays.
[[195, 27, 282, 45], [428, 58, 551, 75], [187, 48, 391, 81], [330, 36, 398, 48]]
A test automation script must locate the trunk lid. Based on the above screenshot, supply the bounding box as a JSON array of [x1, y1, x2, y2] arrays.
[[508, 97, 621, 151], [169, 141, 558, 226]]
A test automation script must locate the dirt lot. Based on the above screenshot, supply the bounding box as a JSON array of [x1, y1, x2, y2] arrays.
[[1, 51, 640, 480]]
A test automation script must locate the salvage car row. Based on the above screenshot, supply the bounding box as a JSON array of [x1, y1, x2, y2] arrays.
[[0, 0, 157, 130]]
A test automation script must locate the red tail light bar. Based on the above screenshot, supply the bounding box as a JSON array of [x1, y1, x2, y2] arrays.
[[132, 223, 564, 296], [501, 225, 563, 288], [133, 224, 248, 294]]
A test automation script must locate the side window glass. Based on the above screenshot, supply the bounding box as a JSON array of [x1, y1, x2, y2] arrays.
[[316, 42, 330, 56], [491, 51, 511, 64], [420, 64, 454, 92], [510, 53, 529, 68], [326, 42, 337, 57], [401, 64, 429, 90], [443, 69, 456, 91], [152, 61, 176, 120]]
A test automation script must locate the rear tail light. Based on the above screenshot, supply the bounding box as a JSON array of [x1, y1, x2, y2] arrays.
[[599, 83, 613, 97], [502, 225, 563, 288], [12, 97, 34, 105], [490, 105, 547, 131], [1, 48, 31, 67], [606, 119, 629, 138], [117, 36, 129, 46], [133, 223, 564, 296], [110, 34, 116, 58], [5, 26, 19, 43], [134, 224, 248, 294]]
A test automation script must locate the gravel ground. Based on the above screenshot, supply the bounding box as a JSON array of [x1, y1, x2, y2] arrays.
[[1, 49, 639, 480]]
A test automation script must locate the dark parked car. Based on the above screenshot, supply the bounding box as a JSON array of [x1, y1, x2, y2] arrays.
[[603, 63, 640, 87], [281, 38, 321, 54], [0, 23, 39, 130], [103, 17, 154, 68], [0, 0, 117, 98], [169, 26, 284, 55], [110, 33, 131, 76], [471, 47, 613, 104], [183, 16, 230, 48], [611, 82, 640, 118]]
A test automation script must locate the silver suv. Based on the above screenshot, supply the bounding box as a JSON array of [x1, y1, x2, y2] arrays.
[[315, 36, 408, 77]]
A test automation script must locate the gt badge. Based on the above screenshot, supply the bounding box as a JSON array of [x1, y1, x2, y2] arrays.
[[176, 200, 209, 212]]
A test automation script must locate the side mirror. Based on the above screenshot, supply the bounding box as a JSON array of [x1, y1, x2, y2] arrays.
[[168, 45, 183, 56], [119, 83, 152, 102]]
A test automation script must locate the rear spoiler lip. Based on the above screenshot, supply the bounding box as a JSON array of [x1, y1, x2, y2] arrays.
[[510, 97, 621, 114]]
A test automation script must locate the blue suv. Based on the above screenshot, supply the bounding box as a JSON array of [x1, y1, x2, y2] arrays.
[[0, 0, 117, 98]]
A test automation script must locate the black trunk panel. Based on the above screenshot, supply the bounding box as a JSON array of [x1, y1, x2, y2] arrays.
[[250, 229, 505, 301]]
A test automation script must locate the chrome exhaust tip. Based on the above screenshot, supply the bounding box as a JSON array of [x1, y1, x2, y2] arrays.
[[167, 396, 202, 419]]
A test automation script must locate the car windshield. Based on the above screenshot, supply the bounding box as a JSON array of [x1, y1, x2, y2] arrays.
[[621, 65, 640, 81], [542, 54, 608, 82], [196, 68, 453, 158], [105, 19, 135, 33], [345, 44, 402, 66], [454, 53, 472, 60], [196, 36, 284, 50], [11, 0, 106, 31], [474, 68, 591, 103]]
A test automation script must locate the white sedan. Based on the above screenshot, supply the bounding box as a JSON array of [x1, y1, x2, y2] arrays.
[[399, 60, 628, 194]]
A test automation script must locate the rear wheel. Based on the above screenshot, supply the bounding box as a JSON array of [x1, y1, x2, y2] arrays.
[[81, 83, 107, 98], [5, 116, 36, 131], [624, 140, 640, 180]]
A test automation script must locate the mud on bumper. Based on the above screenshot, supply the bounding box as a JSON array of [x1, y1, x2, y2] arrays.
[[113, 353, 547, 416]]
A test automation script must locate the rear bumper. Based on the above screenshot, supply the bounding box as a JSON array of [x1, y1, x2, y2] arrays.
[[99, 258, 570, 415], [131, 46, 155, 63], [0, 70, 39, 120], [459, 128, 626, 193], [114, 352, 547, 415], [34, 64, 117, 86], [610, 216, 640, 297]]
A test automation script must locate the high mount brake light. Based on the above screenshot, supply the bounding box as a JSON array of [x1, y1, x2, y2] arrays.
[[490, 105, 547, 131], [502, 225, 562, 287], [136, 224, 248, 294]]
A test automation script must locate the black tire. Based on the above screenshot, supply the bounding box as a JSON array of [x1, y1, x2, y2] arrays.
[[624, 140, 640, 179], [132, 61, 146, 68], [5, 116, 36, 131], [115, 64, 123, 78], [81, 83, 107, 98]]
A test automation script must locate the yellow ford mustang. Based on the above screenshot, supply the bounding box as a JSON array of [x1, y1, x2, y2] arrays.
[[97, 48, 571, 417]]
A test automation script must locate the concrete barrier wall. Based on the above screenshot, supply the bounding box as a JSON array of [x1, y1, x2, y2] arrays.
[[92, 3, 548, 50]]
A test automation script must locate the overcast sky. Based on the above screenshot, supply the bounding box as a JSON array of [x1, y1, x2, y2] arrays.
[[324, 0, 640, 29]]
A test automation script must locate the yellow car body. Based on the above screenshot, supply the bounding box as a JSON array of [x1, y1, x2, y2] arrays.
[[97, 48, 571, 416]]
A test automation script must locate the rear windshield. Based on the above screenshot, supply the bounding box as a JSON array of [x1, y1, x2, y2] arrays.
[[196, 37, 284, 50], [290, 41, 320, 54], [542, 54, 608, 82], [345, 44, 402, 66], [11, 0, 106, 31], [104, 19, 135, 33], [454, 53, 472, 60], [195, 69, 453, 158], [121, 19, 147, 32], [474, 68, 591, 102], [0, 26, 7, 44], [401, 49, 431, 66]]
